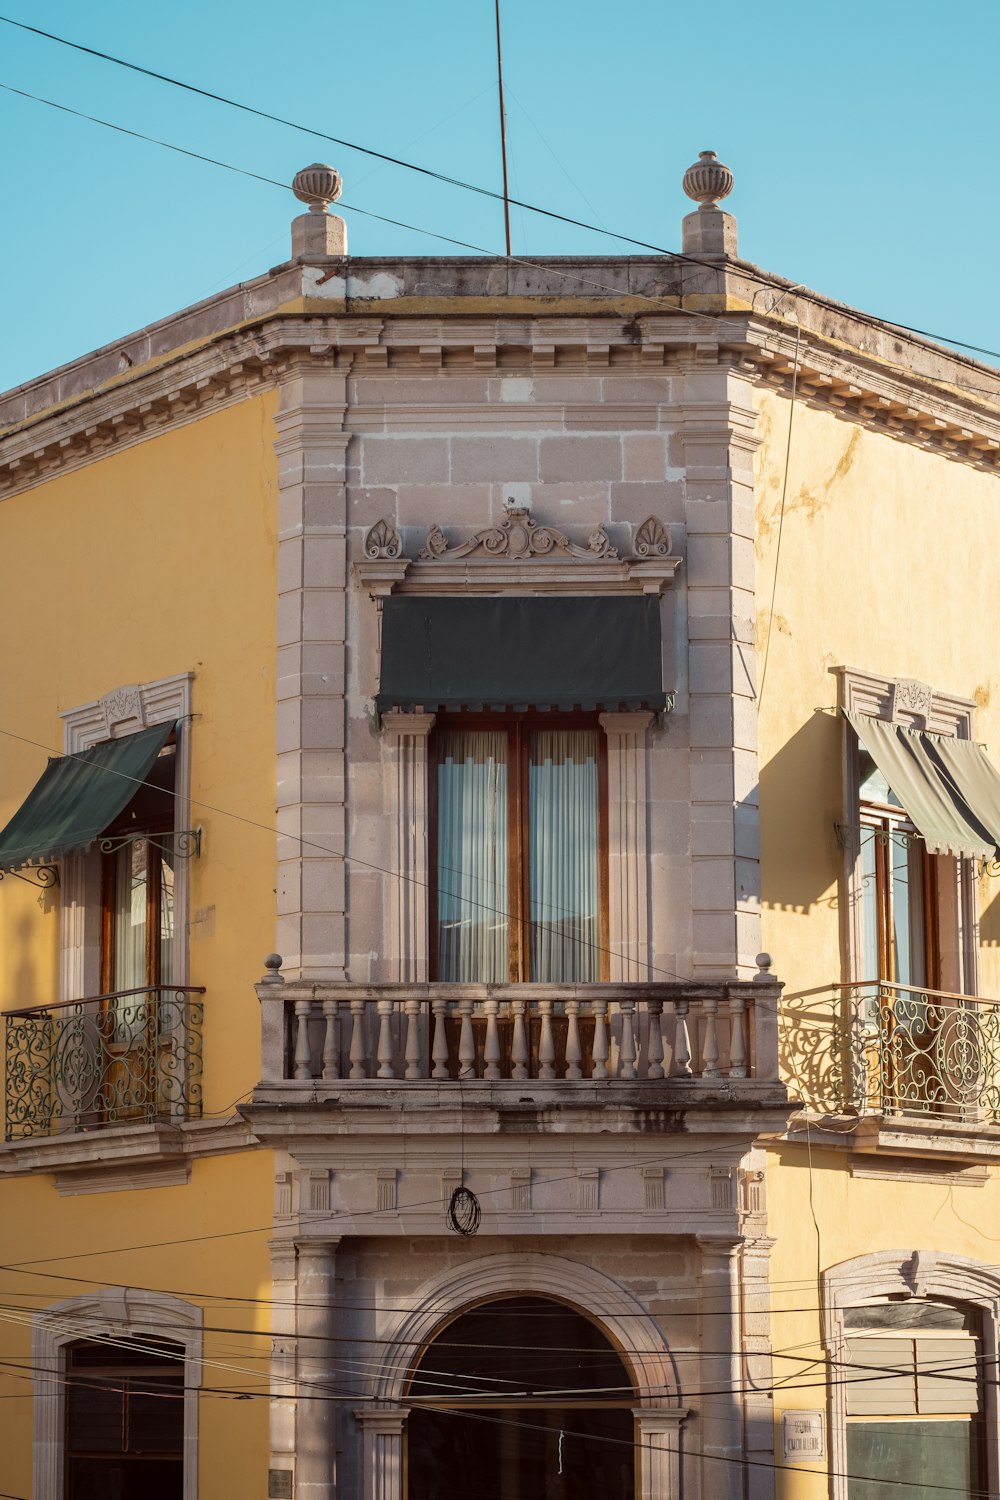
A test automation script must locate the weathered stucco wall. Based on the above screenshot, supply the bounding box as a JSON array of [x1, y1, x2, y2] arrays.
[[755, 386, 1000, 1007], [0, 391, 279, 1109], [754, 386, 1000, 1498], [0, 392, 280, 1492]]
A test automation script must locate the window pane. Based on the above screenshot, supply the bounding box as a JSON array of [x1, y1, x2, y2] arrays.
[[859, 827, 880, 986], [846, 1420, 977, 1500], [890, 832, 925, 987], [437, 731, 508, 982], [159, 849, 175, 986], [529, 731, 599, 982], [114, 841, 148, 992]]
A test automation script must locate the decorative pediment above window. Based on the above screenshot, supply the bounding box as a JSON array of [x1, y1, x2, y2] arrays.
[[355, 510, 680, 597]]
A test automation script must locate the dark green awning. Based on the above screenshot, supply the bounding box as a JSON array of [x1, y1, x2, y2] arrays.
[[377, 595, 666, 713], [0, 722, 173, 871]]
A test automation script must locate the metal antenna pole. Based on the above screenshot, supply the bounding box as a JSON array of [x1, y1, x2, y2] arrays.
[[494, 0, 512, 256]]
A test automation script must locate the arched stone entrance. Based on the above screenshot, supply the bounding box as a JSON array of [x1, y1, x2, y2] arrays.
[[358, 1252, 685, 1500]]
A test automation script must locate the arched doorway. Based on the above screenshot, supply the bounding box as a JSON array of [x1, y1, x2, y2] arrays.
[[405, 1296, 635, 1499]]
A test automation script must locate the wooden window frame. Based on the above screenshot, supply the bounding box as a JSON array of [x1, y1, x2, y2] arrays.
[[429, 712, 610, 982], [98, 740, 177, 997], [64, 1336, 185, 1497], [858, 799, 940, 990]]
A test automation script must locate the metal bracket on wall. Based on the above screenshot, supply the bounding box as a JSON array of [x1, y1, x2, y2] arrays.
[[98, 828, 202, 860], [0, 864, 59, 889]]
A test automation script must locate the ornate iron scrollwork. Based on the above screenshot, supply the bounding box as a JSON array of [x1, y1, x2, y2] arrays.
[[97, 828, 202, 859], [4, 985, 204, 1140], [0, 865, 59, 889]]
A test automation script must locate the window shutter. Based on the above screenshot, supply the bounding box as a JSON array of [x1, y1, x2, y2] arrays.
[[916, 1336, 980, 1415], [845, 1338, 917, 1415]]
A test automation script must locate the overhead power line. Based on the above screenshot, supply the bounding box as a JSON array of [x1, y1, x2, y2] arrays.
[[2, 13, 1000, 364]]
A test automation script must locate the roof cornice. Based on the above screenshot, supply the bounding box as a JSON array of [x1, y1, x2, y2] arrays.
[[1, 294, 999, 497]]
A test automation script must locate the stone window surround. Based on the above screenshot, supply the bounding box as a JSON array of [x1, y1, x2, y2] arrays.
[[369, 513, 674, 985], [834, 666, 981, 992], [59, 672, 194, 1001], [822, 1249, 1000, 1500], [31, 1286, 203, 1500]]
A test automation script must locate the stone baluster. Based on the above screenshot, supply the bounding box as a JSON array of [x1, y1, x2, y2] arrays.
[[538, 999, 555, 1079], [294, 996, 314, 1080], [404, 998, 422, 1080], [646, 1000, 665, 1080], [321, 998, 339, 1080], [510, 998, 529, 1080], [483, 998, 501, 1081], [349, 998, 366, 1080], [620, 1000, 637, 1080], [591, 997, 609, 1081], [728, 994, 747, 1078], [702, 996, 721, 1078], [565, 1000, 582, 1080], [674, 997, 693, 1078], [376, 998, 396, 1079], [458, 997, 476, 1079], [431, 997, 450, 1080]]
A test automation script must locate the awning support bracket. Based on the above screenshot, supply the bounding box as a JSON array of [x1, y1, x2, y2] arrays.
[[0, 865, 59, 889], [97, 828, 202, 860]]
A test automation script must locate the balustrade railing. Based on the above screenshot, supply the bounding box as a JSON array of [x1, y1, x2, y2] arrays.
[[255, 960, 781, 1088], [781, 980, 1000, 1124], [3, 986, 205, 1141]]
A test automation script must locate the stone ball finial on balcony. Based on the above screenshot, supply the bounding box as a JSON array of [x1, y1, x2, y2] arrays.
[[682, 150, 734, 210], [292, 163, 344, 213], [260, 953, 285, 985], [681, 149, 737, 260], [291, 164, 347, 259]]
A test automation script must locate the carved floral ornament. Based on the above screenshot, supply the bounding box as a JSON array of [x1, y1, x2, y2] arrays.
[[362, 510, 673, 572]]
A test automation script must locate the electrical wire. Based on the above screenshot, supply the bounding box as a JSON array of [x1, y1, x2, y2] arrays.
[[0, 711, 703, 983], [3, 14, 1000, 367]]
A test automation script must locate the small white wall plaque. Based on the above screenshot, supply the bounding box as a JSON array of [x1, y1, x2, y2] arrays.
[[781, 1409, 825, 1461]]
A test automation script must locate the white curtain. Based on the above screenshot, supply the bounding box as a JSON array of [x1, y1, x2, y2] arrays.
[[529, 730, 599, 981], [437, 730, 508, 981]]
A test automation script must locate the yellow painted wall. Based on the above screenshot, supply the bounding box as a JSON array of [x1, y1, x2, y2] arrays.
[[0, 1150, 275, 1499], [753, 388, 1000, 1496], [0, 390, 279, 1489]]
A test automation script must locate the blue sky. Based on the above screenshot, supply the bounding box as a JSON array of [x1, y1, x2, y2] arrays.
[[1, 0, 998, 391]]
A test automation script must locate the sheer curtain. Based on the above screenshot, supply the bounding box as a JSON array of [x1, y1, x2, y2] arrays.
[[529, 730, 599, 981], [436, 730, 509, 981]]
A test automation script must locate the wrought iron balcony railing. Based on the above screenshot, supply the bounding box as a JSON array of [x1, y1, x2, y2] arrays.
[[781, 980, 1000, 1124], [254, 960, 782, 1089], [3, 986, 204, 1141]]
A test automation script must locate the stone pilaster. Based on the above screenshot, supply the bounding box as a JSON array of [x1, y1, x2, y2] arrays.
[[600, 711, 653, 980], [680, 369, 761, 976], [274, 364, 350, 979], [382, 711, 436, 982], [695, 1235, 743, 1500], [741, 1236, 777, 1500], [633, 1408, 687, 1499], [268, 1238, 298, 1494], [356, 1407, 408, 1500], [295, 1240, 340, 1500]]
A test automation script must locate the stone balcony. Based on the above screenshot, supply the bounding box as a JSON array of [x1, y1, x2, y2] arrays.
[[251, 956, 785, 1124]]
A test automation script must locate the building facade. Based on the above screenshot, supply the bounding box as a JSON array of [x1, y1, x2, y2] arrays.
[[1, 157, 999, 1500]]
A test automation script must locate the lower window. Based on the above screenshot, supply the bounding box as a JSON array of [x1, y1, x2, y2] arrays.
[[844, 1300, 983, 1500], [432, 719, 606, 982], [65, 1337, 184, 1499]]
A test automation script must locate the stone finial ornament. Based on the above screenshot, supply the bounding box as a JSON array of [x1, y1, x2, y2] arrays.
[[291, 164, 347, 258], [292, 163, 344, 213], [682, 150, 734, 210]]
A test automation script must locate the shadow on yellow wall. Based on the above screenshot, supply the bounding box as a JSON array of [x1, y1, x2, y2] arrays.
[[760, 709, 842, 915]]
